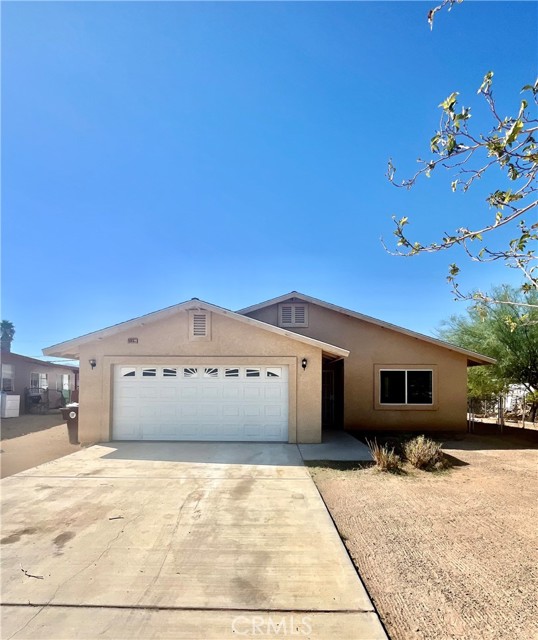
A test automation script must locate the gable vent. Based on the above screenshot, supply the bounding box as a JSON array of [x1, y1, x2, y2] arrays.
[[192, 313, 207, 336], [189, 310, 211, 341], [278, 303, 308, 328], [294, 305, 306, 324], [281, 305, 293, 325]]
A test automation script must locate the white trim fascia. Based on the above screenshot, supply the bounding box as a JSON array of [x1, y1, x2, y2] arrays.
[[42, 298, 350, 360], [237, 291, 496, 366]]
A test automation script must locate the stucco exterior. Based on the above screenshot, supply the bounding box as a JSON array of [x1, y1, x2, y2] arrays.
[[76, 307, 325, 445], [43, 293, 494, 444], [244, 298, 472, 434]]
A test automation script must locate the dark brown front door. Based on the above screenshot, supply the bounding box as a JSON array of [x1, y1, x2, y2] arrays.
[[322, 369, 335, 428], [322, 358, 344, 430]]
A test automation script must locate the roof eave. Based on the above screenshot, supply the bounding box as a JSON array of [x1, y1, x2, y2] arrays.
[[42, 299, 349, 360], [238, 291, 496, 366]]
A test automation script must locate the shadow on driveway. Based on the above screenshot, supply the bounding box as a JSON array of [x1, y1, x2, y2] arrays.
[[100, 440, 305, 466]]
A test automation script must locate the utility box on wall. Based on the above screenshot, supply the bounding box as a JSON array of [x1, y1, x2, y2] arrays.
[[1, 394, 20, 418]]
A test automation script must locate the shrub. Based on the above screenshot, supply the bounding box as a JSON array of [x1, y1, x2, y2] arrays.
[[366, 439, 402, 472], [404, 435, 448, 470]]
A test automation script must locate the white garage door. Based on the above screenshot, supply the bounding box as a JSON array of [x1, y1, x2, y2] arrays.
[[112, 364, 289, 441]]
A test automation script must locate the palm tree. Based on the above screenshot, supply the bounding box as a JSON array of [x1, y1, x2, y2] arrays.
[[1, 320, 15, 352]]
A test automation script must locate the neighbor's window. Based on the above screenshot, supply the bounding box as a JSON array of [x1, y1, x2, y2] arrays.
[[30, 372, 48, 389], [380, 369, 432, 405], [1, 364, 14, 392], [56, 374, 70, 391]]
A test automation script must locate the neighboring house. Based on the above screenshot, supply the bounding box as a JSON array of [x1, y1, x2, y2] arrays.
[[42, 292, 494, 445], [0, 350, 79, 414]]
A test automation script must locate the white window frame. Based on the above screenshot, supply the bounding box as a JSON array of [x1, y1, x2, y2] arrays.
[[56, 373, 70, 391], [189, 310, 211, 341], [379, 368, 433, 405], [30, 372, 48, 389], [278, 303, 309, 328], [1, 364, 14, 392]]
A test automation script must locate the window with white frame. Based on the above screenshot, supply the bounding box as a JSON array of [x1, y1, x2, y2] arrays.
[[379, 369, 433, 405], [1, 364, 14, 392], [278, 303, 308, 327], [56, 373, 70, 391], [30, 372, 48, 389], [189, 310, 211, 341]]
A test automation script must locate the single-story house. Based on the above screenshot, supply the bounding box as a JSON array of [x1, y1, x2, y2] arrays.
[[42, 292, 494, 445], [1, 350, 79, 414]]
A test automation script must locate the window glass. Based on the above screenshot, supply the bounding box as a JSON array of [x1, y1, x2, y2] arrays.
[[163, 368, 177, 377], [142, 368, 157, 377], [121, 367, 136, 377], [246, 368, 260, 378], [225, 368, 239, 377], [183, 367, 198, 378], [56, 374, 70, 391], [266, 367, 281, 378], [1, 364, 14, 392], [203, 367, 219, 378], [407, 370, 433, 404], [30, 372, 48, 389], [380, 370, 406, 404]]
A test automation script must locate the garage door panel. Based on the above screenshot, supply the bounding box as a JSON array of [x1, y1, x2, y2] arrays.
[[159, 387, 178, 399], [243, 387, 262, 399], [264, 387, 283, 400], [200, 386, 219, 400], [223, 387, 241, 399], [265, 405, 282, 417], [180, 386, 198, 399], [113, 365, 288, 441], [119, 386, 138, 399], [139, 388, 160, 399]]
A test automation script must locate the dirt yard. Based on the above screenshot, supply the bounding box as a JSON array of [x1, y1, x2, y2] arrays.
[[1, 412, 80, 478], [309, 434, 538, 640]]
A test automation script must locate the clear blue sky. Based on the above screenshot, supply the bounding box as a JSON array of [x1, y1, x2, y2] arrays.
[[2, 1, 536, 361]]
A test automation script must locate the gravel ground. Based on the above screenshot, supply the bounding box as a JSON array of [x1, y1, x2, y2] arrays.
[[308, 435, 538, 640]]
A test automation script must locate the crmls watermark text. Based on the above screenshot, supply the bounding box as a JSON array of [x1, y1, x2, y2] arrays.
[[231, 615, 313, 636]]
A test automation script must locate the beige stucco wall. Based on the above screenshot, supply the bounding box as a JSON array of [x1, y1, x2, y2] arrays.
[[246, 301, 469, 433], [78, 309, 322, 445]]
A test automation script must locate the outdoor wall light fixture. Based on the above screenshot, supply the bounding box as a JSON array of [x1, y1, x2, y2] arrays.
[[89, 359, 97, 369], [301, 358, 308, 370]]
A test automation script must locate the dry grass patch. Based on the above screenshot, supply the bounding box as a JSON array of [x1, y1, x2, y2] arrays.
[[366, 439, 403, 472], [404, 435, 450, 470]]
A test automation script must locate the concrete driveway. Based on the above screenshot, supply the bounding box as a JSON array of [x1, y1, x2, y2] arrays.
[[1, 442, 385, 639]]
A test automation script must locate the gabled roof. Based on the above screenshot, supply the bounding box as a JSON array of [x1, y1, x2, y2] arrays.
[[42, 298, 350, 360], [237, 291, 496, 367]]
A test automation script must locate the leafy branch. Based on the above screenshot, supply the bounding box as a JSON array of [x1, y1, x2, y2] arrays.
[[384, 72, 538, 307]]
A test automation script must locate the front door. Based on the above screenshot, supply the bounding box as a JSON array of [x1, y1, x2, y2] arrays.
[[322, 359, 344, 430], [322, 369, 335, 428]]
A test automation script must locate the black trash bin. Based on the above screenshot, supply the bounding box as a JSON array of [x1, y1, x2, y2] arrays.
[[60, 404, 79, 444]]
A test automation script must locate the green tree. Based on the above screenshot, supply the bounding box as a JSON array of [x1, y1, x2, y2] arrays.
[[385, 1, 537, 313], [438, 286, 538, 418], [0, 320, 15, 352]]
